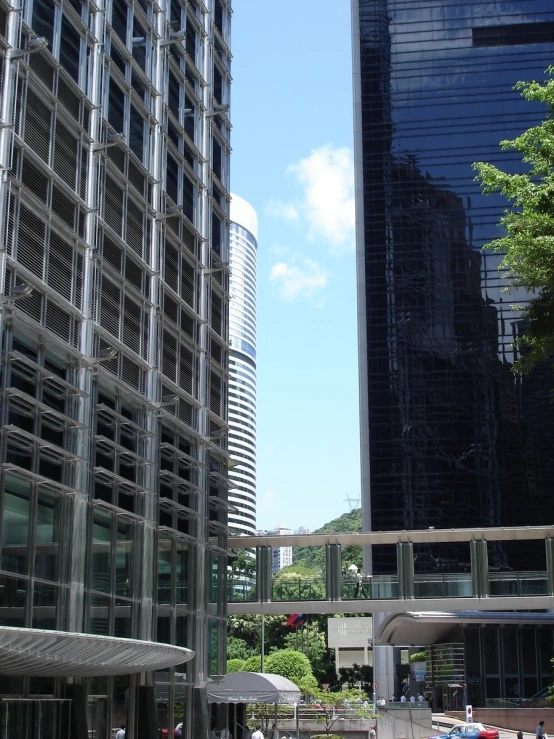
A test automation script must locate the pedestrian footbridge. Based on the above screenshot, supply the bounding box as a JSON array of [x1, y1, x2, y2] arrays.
[[226, 524, 554, 616]]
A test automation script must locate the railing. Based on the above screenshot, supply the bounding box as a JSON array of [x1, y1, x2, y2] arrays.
[[227, 571, 549, 603]]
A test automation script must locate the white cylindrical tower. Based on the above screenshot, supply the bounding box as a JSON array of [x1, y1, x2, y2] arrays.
[[228, 195, 258, 535]]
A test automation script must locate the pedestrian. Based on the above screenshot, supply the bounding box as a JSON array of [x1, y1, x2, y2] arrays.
[[400, 694, 407, 703], [115, 726, 126, 739], [418, 693, 425, 703], [370, 726, 377, 739], [517, 731, 523, 739], [355, 569, 364, 597], [252, 727, 264, 739], [536, 722, 546, 739], [409, 694, 416, 703]]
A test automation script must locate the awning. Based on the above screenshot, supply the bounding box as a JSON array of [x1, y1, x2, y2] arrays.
[[207, 672, 301, 704], [0, 626, 194, 676]]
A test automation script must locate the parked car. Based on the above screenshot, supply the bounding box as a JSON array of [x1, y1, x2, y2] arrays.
[[431, 724, 499, 739]]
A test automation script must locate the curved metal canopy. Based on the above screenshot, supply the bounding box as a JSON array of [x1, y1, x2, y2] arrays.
[[207, 672, 301, 704], [377, 610, 554, 646], [0, 626, 194, 677]]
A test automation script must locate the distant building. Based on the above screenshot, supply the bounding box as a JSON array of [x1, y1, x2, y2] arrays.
[[295, 526, 314, 535], [228, 195, 258, 536], [257, 524, 293, 573]]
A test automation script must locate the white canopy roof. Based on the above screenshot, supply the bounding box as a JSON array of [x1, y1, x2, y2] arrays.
[[207, 672, 301, 704], [0, 626, 194, 676]]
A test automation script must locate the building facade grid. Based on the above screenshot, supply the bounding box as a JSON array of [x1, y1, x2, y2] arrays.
[[0, 0, 232, 736]]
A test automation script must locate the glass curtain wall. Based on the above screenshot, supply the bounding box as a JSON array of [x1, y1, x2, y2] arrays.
[[353, 0, 554, 573], [0, 0, 232, 737]]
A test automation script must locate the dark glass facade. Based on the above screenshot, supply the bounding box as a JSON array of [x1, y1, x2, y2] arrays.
[[353, 0, 554, 573]]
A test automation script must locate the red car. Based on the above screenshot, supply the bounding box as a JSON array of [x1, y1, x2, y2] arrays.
[[431, 723, 499, 739]]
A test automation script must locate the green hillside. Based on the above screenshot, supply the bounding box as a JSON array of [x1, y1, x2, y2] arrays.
[[292, 508, 363, 573]]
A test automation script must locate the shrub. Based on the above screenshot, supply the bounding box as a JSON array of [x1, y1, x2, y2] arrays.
[[410, 651, 428, 663]]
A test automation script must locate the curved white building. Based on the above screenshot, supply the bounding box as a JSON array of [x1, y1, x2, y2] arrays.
[[228, 195, 258, 535]]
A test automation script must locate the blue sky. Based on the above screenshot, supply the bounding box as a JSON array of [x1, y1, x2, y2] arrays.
[[230, 1, 360, 532]]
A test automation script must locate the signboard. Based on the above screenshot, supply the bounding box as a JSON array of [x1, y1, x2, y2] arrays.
[[321, 684, 330, 692], [466, 705, 473, 723], [327, 617, 373, 648], [414, 669, 426, 683]]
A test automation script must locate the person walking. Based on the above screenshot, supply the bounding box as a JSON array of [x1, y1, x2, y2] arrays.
[[252, 727, 264, 739], [115, 726, 126, 739], [517, 731, 524, 739], [536, 722, 546, 739]]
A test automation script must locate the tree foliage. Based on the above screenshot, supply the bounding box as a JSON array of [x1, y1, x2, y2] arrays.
[[293, 509, 363, 572], [227, 636, 254, 661], [264, 648, 314, 683], [242, 655, 262, 672], [473, 67, 554, 372], [227, 658, 245, 673], [338, 663, 373, 694]]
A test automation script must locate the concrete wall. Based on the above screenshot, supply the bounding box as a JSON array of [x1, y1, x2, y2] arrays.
[[376, 707, 433, 739], [446, 709, 554, 732], [278, 718, 370, 739]]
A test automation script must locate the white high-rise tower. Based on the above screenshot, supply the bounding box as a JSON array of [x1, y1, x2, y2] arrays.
[[228, 195, 258, 535]]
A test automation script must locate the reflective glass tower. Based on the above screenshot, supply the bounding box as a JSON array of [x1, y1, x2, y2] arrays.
[[0, 0, 231, 737], [228, 195, 258, 536], [352, 0, 554, 572]]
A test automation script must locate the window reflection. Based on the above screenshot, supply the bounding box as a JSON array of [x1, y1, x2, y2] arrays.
[[35, 489, 61, 581], [91, 512, 112, 593], [1, 477, 31, 575]]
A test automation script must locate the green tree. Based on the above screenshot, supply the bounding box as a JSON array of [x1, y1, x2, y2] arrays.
[[283, 623, 327, 667], [228, 615, 260, 649], [229, 549, 256, 578], [241, 655, 262, 672], [227, 636, 254, 661], [272, 564, 324, 601], [265, 648, 314, 684], [473, 67, 554, 372], [293, 509, 362, 572], [227, 658, 245, 673]]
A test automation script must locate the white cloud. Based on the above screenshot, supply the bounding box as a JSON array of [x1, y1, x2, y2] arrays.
[[288, 144, 355, 254], [266, 144, 355, 256], [265, 199, 299, 222], [269, 258, 328, 303]]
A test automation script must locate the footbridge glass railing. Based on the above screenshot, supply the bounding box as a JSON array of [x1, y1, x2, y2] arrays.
[[227, 571, 549, 604], [225, 525, 554, 604]]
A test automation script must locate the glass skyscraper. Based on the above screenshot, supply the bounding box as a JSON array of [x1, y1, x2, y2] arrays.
[[228, 195, 258, 536], [352, 0, 554, 574], [0, 0, 231, 737]]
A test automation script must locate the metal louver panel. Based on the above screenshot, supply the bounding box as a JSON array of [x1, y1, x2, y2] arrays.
[[45, 299, 73, 343], [22, 156, 49, 204], [17, 203, 45, 278], [126, 198, 144, 257], [122, 293, 143, 355], [47, 231, 75, 302], [53, 119, 78, 190], [99, 277, 121, 339], [104, 175, 124, 236], [24, 89, 52, 164]]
